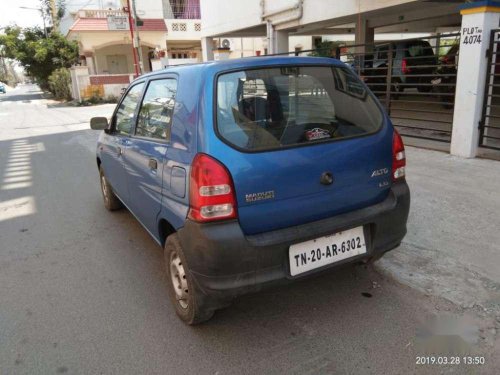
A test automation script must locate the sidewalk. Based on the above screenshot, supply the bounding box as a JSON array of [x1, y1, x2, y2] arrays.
[[378, 146, 500, 335]]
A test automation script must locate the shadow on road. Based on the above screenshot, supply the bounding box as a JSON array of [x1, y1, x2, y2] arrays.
[[0, 84, 45, 103], [0, 93, 44, 103], [46, 102, 75, 108]]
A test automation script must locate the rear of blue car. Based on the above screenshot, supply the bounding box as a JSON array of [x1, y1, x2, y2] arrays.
[[171, 59, 410, 323]]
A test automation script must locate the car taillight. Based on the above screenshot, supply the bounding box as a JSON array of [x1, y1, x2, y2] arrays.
[[392, 130, 406, 181], [188, 153, 237, 222], [402, 58, 410, 74]]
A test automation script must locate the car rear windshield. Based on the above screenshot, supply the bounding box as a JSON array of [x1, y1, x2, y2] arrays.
[[216, 66, 383, 151]]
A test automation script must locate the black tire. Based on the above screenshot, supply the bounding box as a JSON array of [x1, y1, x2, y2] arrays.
[[164, 233, 214, 325], [99, 167, 123, 211]]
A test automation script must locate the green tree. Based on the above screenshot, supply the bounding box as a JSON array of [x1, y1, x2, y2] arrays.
[[309, 41, 340, 58], [48, 68, 71, 100], [0, 26, 78, 91]]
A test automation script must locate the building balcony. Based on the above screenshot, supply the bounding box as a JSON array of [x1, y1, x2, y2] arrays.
[[70, 8, 199, 39], [70, 9, 167, 33], [165, 19, 201, 40], [167, 57, 200, 66]]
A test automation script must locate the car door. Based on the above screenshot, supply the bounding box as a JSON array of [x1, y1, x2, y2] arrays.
[[100, 82, 145, 204], [124, 77, 178, 234]]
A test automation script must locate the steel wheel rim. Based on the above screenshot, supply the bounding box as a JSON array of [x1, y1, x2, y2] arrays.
[[101, 175, 109, 203], [170, 251, 189, 309]]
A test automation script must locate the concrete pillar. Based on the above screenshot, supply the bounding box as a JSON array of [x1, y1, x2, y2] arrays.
[[201, 37, 214, 61], [213, 47, 231, 61], [451, 2, 500, 158], [84, 52, 96, 75], [274, 29, 289, 54], [70, 66, 90, 102], [354, 17, 374, 73], [267, 22, 289, 54], [355, 17, 375, 53]]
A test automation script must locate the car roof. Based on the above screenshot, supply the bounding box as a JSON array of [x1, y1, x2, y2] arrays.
[[137, 56, 346, 81]]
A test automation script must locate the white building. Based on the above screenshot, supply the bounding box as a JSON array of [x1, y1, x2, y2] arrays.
[[60, 0, 202, 74], [200, 0, 462, 57]]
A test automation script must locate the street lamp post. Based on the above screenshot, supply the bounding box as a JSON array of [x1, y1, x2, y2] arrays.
[[130, 0, 144, 74], [19, 6, 48, 37]]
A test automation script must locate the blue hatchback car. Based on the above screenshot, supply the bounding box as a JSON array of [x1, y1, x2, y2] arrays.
[[90, 56, 410, 324]]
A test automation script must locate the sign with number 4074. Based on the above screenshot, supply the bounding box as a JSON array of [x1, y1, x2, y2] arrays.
[[463, 34, 482, 45]]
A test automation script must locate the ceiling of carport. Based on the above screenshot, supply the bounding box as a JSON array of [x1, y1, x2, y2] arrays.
[[208, 1, 464, 38], [290, 1, 462, 36]]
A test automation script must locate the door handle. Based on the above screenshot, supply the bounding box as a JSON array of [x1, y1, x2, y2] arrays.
[[148, 158, 158, 170]]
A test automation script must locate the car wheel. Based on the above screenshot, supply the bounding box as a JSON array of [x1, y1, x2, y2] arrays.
[[164, 233, 214, 325], [99, 167, 123, 211]]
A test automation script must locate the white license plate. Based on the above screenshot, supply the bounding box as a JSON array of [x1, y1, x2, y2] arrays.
[[289, 226, 366, 276]]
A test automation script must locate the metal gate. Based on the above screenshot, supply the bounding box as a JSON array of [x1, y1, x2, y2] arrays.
[[479, 29, 500, 150], [263, 33, 460, 143], [338, 34, 459, 143]]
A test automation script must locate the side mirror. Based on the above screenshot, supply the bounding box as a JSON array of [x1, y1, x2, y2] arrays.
[[90, 117, 109, 130]]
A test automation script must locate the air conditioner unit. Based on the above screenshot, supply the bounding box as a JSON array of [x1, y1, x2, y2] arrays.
[[221, 39, 231, 49]]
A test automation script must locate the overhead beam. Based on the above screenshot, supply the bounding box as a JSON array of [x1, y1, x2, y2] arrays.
[[209, 25, 267, 38], [367, 3, 459, 28], [291, 28, 355, 36], [377, 15, 461, 33]]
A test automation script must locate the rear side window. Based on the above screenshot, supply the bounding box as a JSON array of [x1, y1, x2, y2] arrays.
[[136, 79, 177, 140], [216, 66, 383, 151], [115, 83, 145, 135]]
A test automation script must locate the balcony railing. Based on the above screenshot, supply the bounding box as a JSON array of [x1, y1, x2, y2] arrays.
[[166, 20, 201, 33], [167, 58, 200, 66], [164, 0, 200, 19], [77, 2, 201, 21]]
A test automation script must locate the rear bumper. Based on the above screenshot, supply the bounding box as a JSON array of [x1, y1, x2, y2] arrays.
[[177, 182, 410, 308]]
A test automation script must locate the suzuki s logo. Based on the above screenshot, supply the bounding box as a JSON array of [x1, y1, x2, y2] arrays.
[[371, 168, 389, 177]]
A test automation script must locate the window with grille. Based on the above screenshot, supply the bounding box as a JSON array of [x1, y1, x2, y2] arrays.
[[163, 0, 200, 19]]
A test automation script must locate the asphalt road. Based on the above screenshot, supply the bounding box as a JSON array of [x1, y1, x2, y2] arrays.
[[0, 85, 497, 374]]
